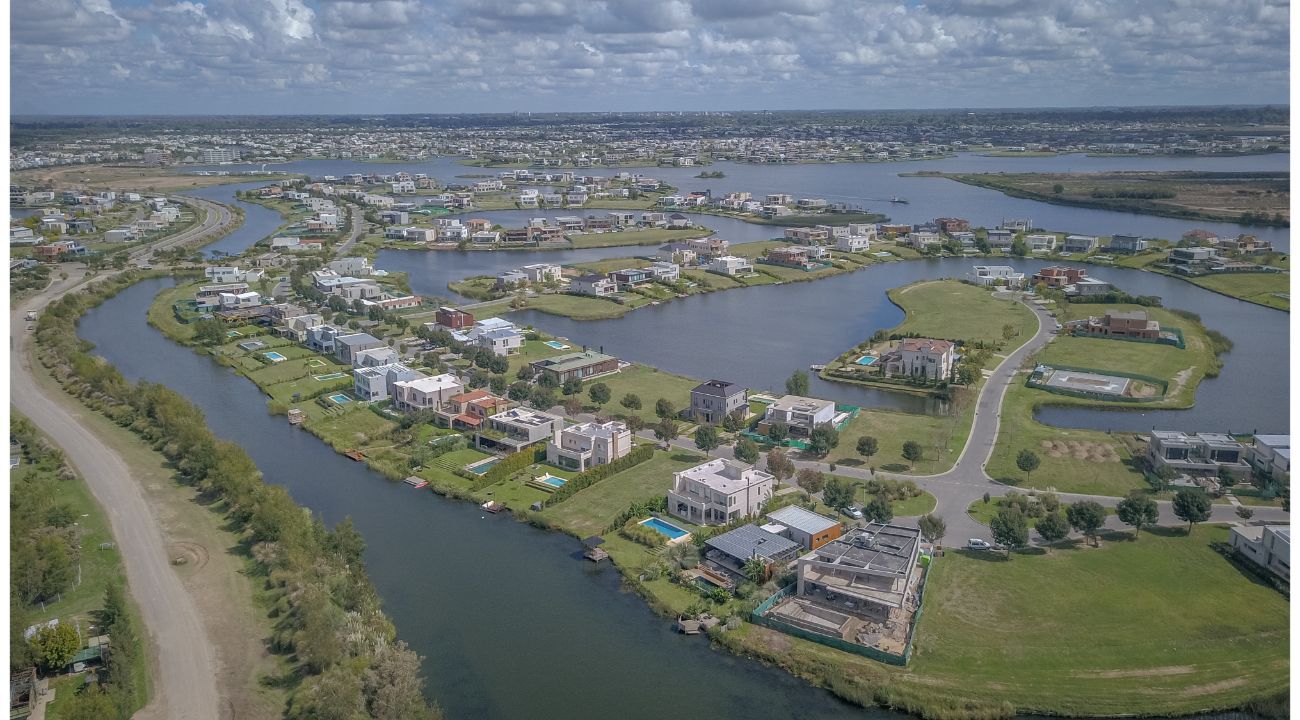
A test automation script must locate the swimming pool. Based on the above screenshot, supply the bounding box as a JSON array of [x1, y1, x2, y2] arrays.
[[264, 351, 287, 362], [314, 372, 347, 381], [543, 340, 570, 350], [855, 355, 878, 366], [467, 457, 500, 475], [536, 474, 566, 488], [327, 393, 351, 404], [640, 517, 690, 541]]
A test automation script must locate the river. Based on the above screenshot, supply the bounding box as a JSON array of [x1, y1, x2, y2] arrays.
[[77, 277, 889, 720]]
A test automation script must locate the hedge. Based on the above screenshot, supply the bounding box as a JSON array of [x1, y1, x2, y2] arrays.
[[542, 444, 654, 506]]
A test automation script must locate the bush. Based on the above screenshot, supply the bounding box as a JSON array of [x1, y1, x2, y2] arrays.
[[619, 519, 666, 548], [544, 445, 655, 506]]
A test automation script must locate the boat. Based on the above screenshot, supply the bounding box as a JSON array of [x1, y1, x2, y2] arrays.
[[481, 500, 506, 513], [889, 196, 909, 204], [403, 476, 429, 489], [809, 364, 827, 371], [344, 449, 366, 462]]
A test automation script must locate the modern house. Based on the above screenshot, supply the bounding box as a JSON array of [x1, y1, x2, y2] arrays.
[[790, 523, 922, 625], [1025, 233, 1058, 252], [969, 265, 1025, 288], [881, 338, 955, 381], [435, 389, 510, 431], [546, 420, 633, 472], [985, 228, 1014, 248], [1248, 435, 1290, 481], [1146, 431, 1253, 479], [353, 346, 400, 368], [353, 363, 425, 402], [521, 263, 562, 284], [646, 261, 680, 283], [476, 327, 524, 357], [764, 505, 844, 551], [478, 407, 565, 452], [334, 333, 385, 365], [703, 524, 801, 581], [1062, 234, 1098, 253], [1063, 277, 1114, 297], [529, 350, 619, 384], [690, 379, 748, 424], [667, 459, 776, 526], [1229, 525, 1290, 582], [392, 373, 464, 412], [434, 306, 474, 331], [708, 255, 753, 276], [609, 267, 653, 291], [761, 395, 837, 436], [1031, 266, 1088, 289], [836, 233, 872, 253], [305, 324, 344, 353], [570, 274, 617, 297], [1073, 310, 1160, 340], [1107, 234, 1148, 253]]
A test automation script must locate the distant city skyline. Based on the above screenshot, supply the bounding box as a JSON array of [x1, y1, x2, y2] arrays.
[[11, 0, 1290, 115]]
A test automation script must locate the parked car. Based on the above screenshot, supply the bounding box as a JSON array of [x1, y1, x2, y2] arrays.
[[841, 506, 864, 520], [967, 538, 993, 550]]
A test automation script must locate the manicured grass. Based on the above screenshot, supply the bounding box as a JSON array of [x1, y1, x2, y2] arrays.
[[832, 396, 978, 476], [682, 268, 744, 290], [987, 382, 1145, 496], [585, 364, 701, 423], [519, 293, 632, 320], [965, 497, 1112, 529], [567, 227, 712, 248], [1189, 272, 1290, 311], [540, 450, 707, 537], [888, 280, 1038, 346], [890, 491, 938, 516], [902, 525, 1289, 716]]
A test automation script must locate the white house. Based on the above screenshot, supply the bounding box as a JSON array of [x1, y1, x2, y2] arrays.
[[762, 395, 837, 435], [667, 459, 776, 526], [1026, 234, 1058, 252], [570, 274, 616, 297], [393, 373, 464, 412], [546, 421, 633, 472], [836, 234, 872, 253], [708, 255, 753, 277], [969, 265, 1026, 288]]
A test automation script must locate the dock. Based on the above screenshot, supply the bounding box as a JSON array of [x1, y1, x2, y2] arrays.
[[403, 476, 429, 489], [481, 500, 505, 513], [344, 449, 366, 462]]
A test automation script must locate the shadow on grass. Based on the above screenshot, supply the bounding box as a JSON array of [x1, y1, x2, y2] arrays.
[[669, 452, 705, 463], [1144, 524, 1189, 538]]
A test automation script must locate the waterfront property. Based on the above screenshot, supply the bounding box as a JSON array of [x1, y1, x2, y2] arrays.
[[435, 389, 510, 431], [1146, 430, 1252, 481], [1247, 434, 1290, 481], [707, 255, 754, 277], [545, 420, 632, 472], [353, 362, 424, 402], [969, 265, 1025, 288], [1068, 309, 1161, 340], [759, 395, 837, 436], [334, 332, 385, 365], [477, 407, 565, 453], [640, 516, 692, 545], [569, 273, 617, 297], [764, 505, 844, 551], [1030, 265, 1088, 289], [667, 458, 775, 526], [392, 373, 464, 412], [703, 523, 801, 583], [689, 379, 748, 424], [1229, 524, 1290, 582], [1032, 365, 1138, 398], [529, 350, 620, 384], [880, 338, 955, 381]]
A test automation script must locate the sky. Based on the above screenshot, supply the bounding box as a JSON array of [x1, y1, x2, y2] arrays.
[[8, 0, 1292, 115]]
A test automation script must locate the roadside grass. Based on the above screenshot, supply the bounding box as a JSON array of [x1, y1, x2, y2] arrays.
[[1189, 272, 1290, 312], [567, 227, 712, 248], [888, 280, 1038, 345], [539, 450, 706, 537], [831, 393, 979, 476], [890, 491, 938, 516], [987, 382, 1145, 496], [965, 497, 1113, 528]]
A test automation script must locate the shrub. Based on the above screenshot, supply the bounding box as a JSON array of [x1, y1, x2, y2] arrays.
[[544, 445, 654, 506]]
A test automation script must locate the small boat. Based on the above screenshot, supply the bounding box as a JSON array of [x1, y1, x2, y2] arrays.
[[889, 196, 909, 204], [403, 476, 428, 489], [481, 500, 506, 513], [344, 449, 366, 462], [809, 364, 827, 371]]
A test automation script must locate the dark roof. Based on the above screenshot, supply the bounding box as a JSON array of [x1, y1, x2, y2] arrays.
[[705, 524, 799, 562], [692, 379, 743, 398]]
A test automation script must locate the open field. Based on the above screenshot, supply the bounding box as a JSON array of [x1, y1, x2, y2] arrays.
[[1188, 272, 1290, 311], [923, 170, 1289, 225], [832, 404, 977, 475], [889, 280, 1038, 345], [13, 164, 292, 192], [567, 227, 712, 248]]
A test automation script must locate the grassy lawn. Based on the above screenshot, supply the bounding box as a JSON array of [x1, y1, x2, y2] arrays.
[[889, 280, 1038, 345], [584, 364, 700, 423], [517, 293, 632, 320], [145, 279, 203, 343], [682, 268, 745, 290], [304, 406, 398, 451], [988, 382, 1145, 495], [891, 491, 938, 516], [831, 392, 979, 476], [540, 450, 707, 537], [1189, 272, 1290, 311], [567, 227, 712, 248], [966, 497, 1113, 528]]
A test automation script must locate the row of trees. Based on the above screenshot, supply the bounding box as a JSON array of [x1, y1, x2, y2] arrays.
[[35, 271, 440, 720]]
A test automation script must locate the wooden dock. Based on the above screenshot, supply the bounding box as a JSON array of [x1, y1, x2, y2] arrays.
[[344, 449, 366, 462]]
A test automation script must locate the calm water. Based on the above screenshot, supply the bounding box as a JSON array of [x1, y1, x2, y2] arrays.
[[178, 181, 286, 257], [77, 278, 886, 720], [194, 152, 1291, 251]]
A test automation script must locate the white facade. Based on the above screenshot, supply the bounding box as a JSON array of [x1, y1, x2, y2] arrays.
[[393, 374, 464, 412], [668, 459, 776, 526], [546, 421, 633, 472], [969, 265, 1026, 288], [708, 255, 753, 276]]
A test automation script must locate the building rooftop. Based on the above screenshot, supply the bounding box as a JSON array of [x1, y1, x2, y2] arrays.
[[336, 332, 382, 347], [532, 350, 617, 373], [897, 337, 955, 353], [1254, 434, 1290, 449], [393, 373, 459, 393], [677, 458, 773, 495], [767, 505, 841, 536], [562, 420, 628, 439], [692, 379, 743, 398], [810, 523, 921, 577], [706, 524, 800, 562], [491, 407, 562, 428], [769, 395, 835, 414]]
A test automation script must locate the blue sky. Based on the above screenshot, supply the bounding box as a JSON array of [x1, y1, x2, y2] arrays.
[[9, 0, 1291, 115]]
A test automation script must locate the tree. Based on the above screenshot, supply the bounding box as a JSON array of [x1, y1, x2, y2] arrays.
[[765, 448, 795, 485], [1235, 506, 1255, 521], [742, 557, 767, 584], [863, 496, 893, 523], [806, 422, 839, 458], [563, 396, 583, 416], [1066, 500, 1107, 546], [561, 378, 583, 396], [1016, 449, 1040, 481], [989, 508, 1029, 556], [785, 370, 809, 396], [856, 436, 878, 459], [31, 622, 79, 672], [721, 408, 745, 433], [1115, 491, 1159, 539], [625, 415, 646, 432], [901, 440, 923, 469], [507, 381, 531, 401], [694, 425, 721, 456], [516, 364, 535, 381], [620, 393, 642, 410], [1172, 488, 1212, 533], [918, 514, 947, 545], [733, 437, 759, 464], [795, 468, 825, 494], [1052, 183, 1064, 194], [766, 421, 789, 445], [530, 387, 556, 410], [654, 398, 676, 420], [1001, 323, 1017, 341], [588, 382, 611, 406], [823, 476, 856, 510], [192, 318, 225, 346], [653, 417, 680, 444], [1035, 512, 1070, 550]]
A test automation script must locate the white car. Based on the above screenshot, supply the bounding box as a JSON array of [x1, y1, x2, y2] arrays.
[[967, 538, 993, 550]]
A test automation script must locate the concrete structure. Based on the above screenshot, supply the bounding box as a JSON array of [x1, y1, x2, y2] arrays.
[[1249, 435, 1290, 481], [703, 524, 801, 581], [570, 274, 617, 297], [708, 255, 753, 276], [1062, 235, 1099, 253], [762, 395, 837, 436], [353, 363, 425, 402], [1229, 525, 1289, 582], [969, 265, 1025, 288], [435, 389, 509, 431], [476, 327, 524, 356], [792, 523, 922, 624], [765, 505, 844, 551], [690, 379, 748, 424], [479, 407, 565, 452], [434, 306, 473, 331], [1108, 234, 1148, 253], [1025, 233, 1058, 252], [1031, 266, 1088, 289], [529, 350, 619, 384], [1075, 310, 1160, 340], [333, 333, 385, 365], [1147, 431, 1252, 479], [392, 373, 464, 412], [353, 346, 400, 368], [881, 338, 955, 381], [667, 459, 776, 526], [546, 421, 633, 472]]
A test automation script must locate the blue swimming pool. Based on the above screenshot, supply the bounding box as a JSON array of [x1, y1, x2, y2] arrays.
[[640, 517, 689, 540], [328, 393, 351, 404], [537, 474, 566, 488], [855, 355, 878, 366], [543, 340, 570, 350], [468, 458, 500, 475], [264, 351, 287, 362]]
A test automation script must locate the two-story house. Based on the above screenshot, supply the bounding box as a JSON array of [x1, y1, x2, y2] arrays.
[[546, 421, 633, 472], [690, 379, 748, 424], [667, 459, 776, 526]]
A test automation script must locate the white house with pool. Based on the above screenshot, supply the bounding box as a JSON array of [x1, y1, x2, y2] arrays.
[[667, 459, 775, 526], [546, 420, 632, 472]]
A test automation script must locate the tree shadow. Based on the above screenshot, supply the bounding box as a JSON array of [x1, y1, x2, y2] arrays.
[[1144, 525, 1187, 538]]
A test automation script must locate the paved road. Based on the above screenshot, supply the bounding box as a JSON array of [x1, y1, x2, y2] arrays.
[[11, 196, 234, 720], [334, 203, 367, 257]]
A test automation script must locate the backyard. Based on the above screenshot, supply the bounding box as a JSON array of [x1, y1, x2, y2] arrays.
[[539, 450, 707, 537]]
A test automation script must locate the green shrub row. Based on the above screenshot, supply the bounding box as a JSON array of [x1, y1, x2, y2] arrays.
[[543, 444, 654, 506]]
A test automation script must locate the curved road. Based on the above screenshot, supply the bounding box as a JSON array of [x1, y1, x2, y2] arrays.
[[12, 195, 234, 720]]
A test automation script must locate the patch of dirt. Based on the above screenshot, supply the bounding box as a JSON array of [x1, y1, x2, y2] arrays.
[[167, 541, 210, 572], [1182, 677, 1250, 696], [1040, 439, 1121, 462], [1166, 367, 1194, 398], [1081, 665, 1196, 679]]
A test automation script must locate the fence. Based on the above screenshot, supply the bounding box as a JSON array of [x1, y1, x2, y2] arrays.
[[1068, 324, 1185, 350], [750, 564, 931, 666], [1027, 363, 1169, 404]]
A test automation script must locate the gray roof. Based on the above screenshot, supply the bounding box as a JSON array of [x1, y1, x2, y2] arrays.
[[692, 379, 743, 399], [812, 523, 920, 577], [705, 524, 799, 562], [337, 332, 382, 347], [766, 505, 840, 535]]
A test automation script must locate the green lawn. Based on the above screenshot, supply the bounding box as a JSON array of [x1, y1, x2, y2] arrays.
[[889, 279, 1039, 345], [517, 293, 632, 320], [567, 227, 712, 248], [832, 395, 978, 476], [890, 491, 938, 516], [1189, 272, 1290, 311], [584, 364, 701, 423], [966, 497, 1113, 529], [540, 450, 707, 536]]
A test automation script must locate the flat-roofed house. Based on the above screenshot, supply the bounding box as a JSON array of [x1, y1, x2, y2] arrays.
[[970, 265, 1025, 288], [1230, 525, 1290, 581], [1146, 430, 1252, 479], [765, 505, 844, 550], [529, 350, 619, 384], [570, 274, 616, 297], [392, 373, 464, 412], [761, 395, 836, 436], [690, 379, 748, 424], [353, 363, 425, 402], [1077, 310, 1160, 340], [708, 255, 753, 276], [478, 407, 564, 452], [546, 420, 632, 472], [667, 459, 776, 526], [1062, 235, 1098, 253], [793, 523, 922, 624], [703, 524, 800, 581], [334, 333, 385, 365], [1248, 435, 1290, 481]]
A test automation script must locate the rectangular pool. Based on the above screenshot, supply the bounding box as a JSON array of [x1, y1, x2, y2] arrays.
[[264, 351, 287, 362], [313, 372, 347, 381], [640, 517, 689, 541], [536, 474, 566, 488], [855, 355, 878, 366], [328, 393, 351, 404], [543, 340, 570, 350], [468, 458, 500, 475]]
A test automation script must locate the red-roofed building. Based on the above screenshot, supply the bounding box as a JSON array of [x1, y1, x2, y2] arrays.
[[881, 338, 955, 381], [435, 389, 510, 430], [1031, 266, 1088, 289]]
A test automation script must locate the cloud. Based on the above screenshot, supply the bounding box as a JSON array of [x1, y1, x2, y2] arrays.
[[7, 0, 1289, 114]]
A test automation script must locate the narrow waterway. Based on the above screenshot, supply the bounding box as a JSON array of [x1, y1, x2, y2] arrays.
[[179, 182, 285, 257], [77, 277, 891, 720]]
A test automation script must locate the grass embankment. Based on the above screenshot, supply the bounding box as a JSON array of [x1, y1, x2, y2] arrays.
[[1188, 272, 1290, 311], [928, 171, 1289, 226], [567, 227, 712, 248]]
